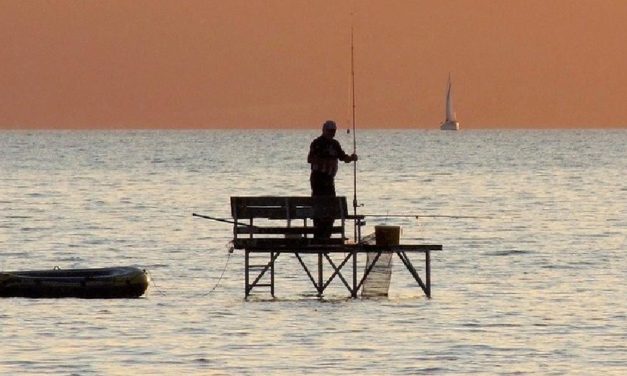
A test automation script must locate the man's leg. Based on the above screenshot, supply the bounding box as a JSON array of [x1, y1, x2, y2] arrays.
[[311, 171, 336, 239]]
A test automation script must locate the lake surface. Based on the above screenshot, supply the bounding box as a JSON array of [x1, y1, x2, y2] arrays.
[[1, 129, 625, 375]]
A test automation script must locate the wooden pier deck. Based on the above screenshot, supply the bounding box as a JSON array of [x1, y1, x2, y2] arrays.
[[230, 196, 443, 299]]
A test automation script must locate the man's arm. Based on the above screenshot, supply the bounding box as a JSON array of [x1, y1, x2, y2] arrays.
[[308, 140, 318, 164], [341, 154, 358, 162], [335, 141, 357, 163]]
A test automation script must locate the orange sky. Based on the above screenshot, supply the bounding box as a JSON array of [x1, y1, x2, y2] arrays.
[[1, 0, 626, 129]]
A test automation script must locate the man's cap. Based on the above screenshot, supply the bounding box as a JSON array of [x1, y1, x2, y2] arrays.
[[322, 120, 337, 131]]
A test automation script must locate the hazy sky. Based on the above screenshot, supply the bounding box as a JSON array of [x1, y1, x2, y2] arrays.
[[1, 0, 626, 129]]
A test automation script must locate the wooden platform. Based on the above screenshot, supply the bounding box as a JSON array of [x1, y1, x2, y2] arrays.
[[229, 196, 443, 298]]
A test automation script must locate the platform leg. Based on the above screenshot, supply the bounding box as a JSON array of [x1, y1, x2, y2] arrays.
[[426, 251, 431, 298], [352, 251, 358, 298], [317, 253, 323, 296], [271, 251, 275, 297], [244, 250, 250, 298]]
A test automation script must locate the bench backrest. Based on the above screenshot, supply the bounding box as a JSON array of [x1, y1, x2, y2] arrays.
[[231, 196, 348, 220], [230, 196, 349, 248]]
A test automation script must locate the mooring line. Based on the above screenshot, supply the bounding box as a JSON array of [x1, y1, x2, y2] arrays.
[[146, 270, 165, 296], [200, 242, 234, 296]]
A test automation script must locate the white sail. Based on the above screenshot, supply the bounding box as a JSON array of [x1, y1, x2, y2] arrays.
[[440, 74, 460, 130], [445, 77, 456, 122]]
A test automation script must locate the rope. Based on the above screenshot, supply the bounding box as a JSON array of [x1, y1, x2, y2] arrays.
[[201, 241, 234, 296], [146, 270, 165, 296], [141, 241, 235, 297]]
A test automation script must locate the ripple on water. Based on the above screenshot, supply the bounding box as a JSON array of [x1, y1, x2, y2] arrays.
[[0, 130, 625, 375]]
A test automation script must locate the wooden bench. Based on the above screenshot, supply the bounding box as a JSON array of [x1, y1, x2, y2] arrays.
[[229, 195, 441, 298], [231, 196, 364, 249]]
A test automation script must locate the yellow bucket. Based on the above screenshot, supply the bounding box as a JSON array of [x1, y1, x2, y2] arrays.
[[374, 225, 401, 246]]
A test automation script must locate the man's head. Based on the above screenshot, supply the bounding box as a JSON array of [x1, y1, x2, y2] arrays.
[[322, 120, 337, 139]]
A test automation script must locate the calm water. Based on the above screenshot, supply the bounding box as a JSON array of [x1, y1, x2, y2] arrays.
[[1, 129, 625, 375]]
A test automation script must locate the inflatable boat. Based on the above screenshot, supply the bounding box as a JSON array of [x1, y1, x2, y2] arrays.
[[0, 266, 149, 298]]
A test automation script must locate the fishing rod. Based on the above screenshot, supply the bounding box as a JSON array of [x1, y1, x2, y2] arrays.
[[192, 213, 256, 228], [362, 214, 492, 219], [350, 18, 359, 241]]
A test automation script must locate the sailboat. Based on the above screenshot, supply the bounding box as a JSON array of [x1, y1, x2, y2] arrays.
[[440, 74, 460, 131]]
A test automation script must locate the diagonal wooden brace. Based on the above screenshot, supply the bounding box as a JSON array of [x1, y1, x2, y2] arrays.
[[322, 253, 354, 294], [245, 251, 281, 297], [395, 250, 430, 297]]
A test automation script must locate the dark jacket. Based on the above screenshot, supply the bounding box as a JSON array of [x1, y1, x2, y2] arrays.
[[308, 136, 350, 177]]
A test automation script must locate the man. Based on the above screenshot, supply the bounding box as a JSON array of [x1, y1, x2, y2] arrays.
[[307, 120, 358, 238]]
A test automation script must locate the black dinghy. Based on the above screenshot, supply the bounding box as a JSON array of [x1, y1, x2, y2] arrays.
[[0, 266, 149, 299]]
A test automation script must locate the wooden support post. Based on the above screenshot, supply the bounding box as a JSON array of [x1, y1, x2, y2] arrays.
[[426, 251, 431, 298], [317, 253, 323, 296], [270, 251, 275, 297], [352, 250, 358, 298], [244, 250, 250, 298]]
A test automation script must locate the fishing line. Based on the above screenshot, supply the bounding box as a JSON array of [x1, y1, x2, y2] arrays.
[[363, 214, 492, 219]]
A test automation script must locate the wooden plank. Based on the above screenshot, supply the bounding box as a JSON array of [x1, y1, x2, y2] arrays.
[[231, 196, 349, 219], [235, 226, 344, 235], [236, 244, 443, 252], [232, 196, 290, 206], [357, 244, 443, 252], [233, 238, 345, 249], [236, 207, 289, 219], [231, 196, 289, 219]]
